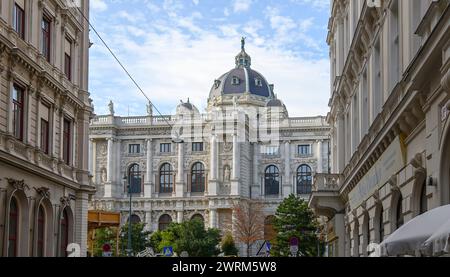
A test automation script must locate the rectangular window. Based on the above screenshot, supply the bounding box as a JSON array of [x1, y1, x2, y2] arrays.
[[372, 39, 382, 120], [262, 146, 279, 156], [13, 3, 25, 39], [160, 143, 171, 153], [63, 118, 71, 165], [192, 142, 203, 152], [41, 119, 49, 154], [41, 16, 51, 62], [298, 145, 311, 156], [389, 0, 400, 92], [64, 38, 72, 81], [129, 144, 140, 154], [12, 84, 25, 141]]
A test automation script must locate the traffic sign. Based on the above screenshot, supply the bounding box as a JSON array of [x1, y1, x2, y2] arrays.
[[163, 246, 174, 257], [102, 243, 112, 252], [102, 243, 112, 257]]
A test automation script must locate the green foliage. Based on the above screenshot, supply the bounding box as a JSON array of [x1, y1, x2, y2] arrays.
[[221, 232, 239, 256], [150, 219, 221, 257], [119, 222, 152, 256], [271, 194, 325, 257], [92, 227, 119, 257]]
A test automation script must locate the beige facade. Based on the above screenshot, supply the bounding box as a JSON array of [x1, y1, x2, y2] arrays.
[[89, 45, 331, 256], [310, 0, 450, 257], [0, 0, 94, 256]]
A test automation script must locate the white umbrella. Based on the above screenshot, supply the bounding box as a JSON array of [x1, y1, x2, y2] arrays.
[[380, 205, 450, 257], [420, 218, 450, 256]]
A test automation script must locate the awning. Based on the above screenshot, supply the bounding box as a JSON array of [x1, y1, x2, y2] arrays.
[[421, 218, 450, 256], [380, 205, 450, 257]]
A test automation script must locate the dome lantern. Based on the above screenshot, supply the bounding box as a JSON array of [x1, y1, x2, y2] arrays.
[[235, 37, 251, 69]]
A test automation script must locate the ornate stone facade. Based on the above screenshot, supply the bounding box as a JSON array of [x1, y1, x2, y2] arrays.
[[310, 0, 450, 257], [89, 43, 330, 256], [0, 0, 93, 256]]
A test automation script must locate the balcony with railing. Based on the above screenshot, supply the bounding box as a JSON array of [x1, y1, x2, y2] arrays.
[[309, 173, 344, 218]]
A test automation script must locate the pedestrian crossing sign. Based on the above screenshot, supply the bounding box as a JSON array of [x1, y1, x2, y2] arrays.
[[163, 247, 173, 257]]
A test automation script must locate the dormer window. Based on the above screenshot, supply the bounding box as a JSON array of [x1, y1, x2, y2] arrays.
[[255, 78, 262, 87], [232, 76, 240, 85], [214, 80, 221, 89]]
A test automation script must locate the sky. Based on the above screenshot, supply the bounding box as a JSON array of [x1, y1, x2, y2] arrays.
[[89, 0, 331, 117]]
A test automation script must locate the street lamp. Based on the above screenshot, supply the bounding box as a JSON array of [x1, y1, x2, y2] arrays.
[[123, 173, 132, 257]]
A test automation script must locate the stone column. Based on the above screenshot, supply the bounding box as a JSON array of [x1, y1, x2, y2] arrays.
[[106, 138, 114, 182], [72, 118, 78, 168], [105, 138, 114, 198], [209, 209, 218, 229], [88, 139, 93, 174], [231, 134, 240, 195], [232, 134, 240, 179], [114, 139, 121, 196], [252, 143, 259, 198], [210, 135, 217, 179], [92, 140, 97, 182], [144, 139, 153, 198], [283, 141, 291, 196], [175, 143, 184, 197], [74, 191, 89, 257], [336, 113, 345, 173], [208, 135, 219, 196], [316, 140, 323, 173], [177, 211, 184, 224]]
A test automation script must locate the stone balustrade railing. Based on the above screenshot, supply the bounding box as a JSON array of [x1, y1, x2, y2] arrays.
[[312, 173, 341, 192]]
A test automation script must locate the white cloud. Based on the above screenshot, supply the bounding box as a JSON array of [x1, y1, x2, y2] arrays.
[[193, 0, 200, 5], [290, 0, 330, 10], [91, 0, 108, 12], [233, 0, 253, 13], [89, 2, 330, 117]]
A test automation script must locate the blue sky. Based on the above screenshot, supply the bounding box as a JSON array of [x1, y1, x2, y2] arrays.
[[89, 0, 331, 117]]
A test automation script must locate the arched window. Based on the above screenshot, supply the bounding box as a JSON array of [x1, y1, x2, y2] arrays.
[[265, 165, 280, 196], [159, 163, 174, 193], [129, 214, 141, 224], [158, 214, 172, 231], [191, 214, 204, 225], [60, 209, 69, 257], [128, 164, 142, 194], [297, 165, 312, 194], [378, 206, 384, 243], [8, 198, 19, 257], [396, 195, 404, 229], [420, 182, 428, 214], [353, 221, 360, 257], [37, 205, 45, 257], [191, 162, 205, 193]]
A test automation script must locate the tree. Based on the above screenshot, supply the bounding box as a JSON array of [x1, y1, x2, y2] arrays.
[[232, 200, 265, 257], [150, 219, 221, 257], [271, 195, 324, 257], [119, 222, 152, 256], [221, 232, 239, 256], [92, 227, 119, 257]]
